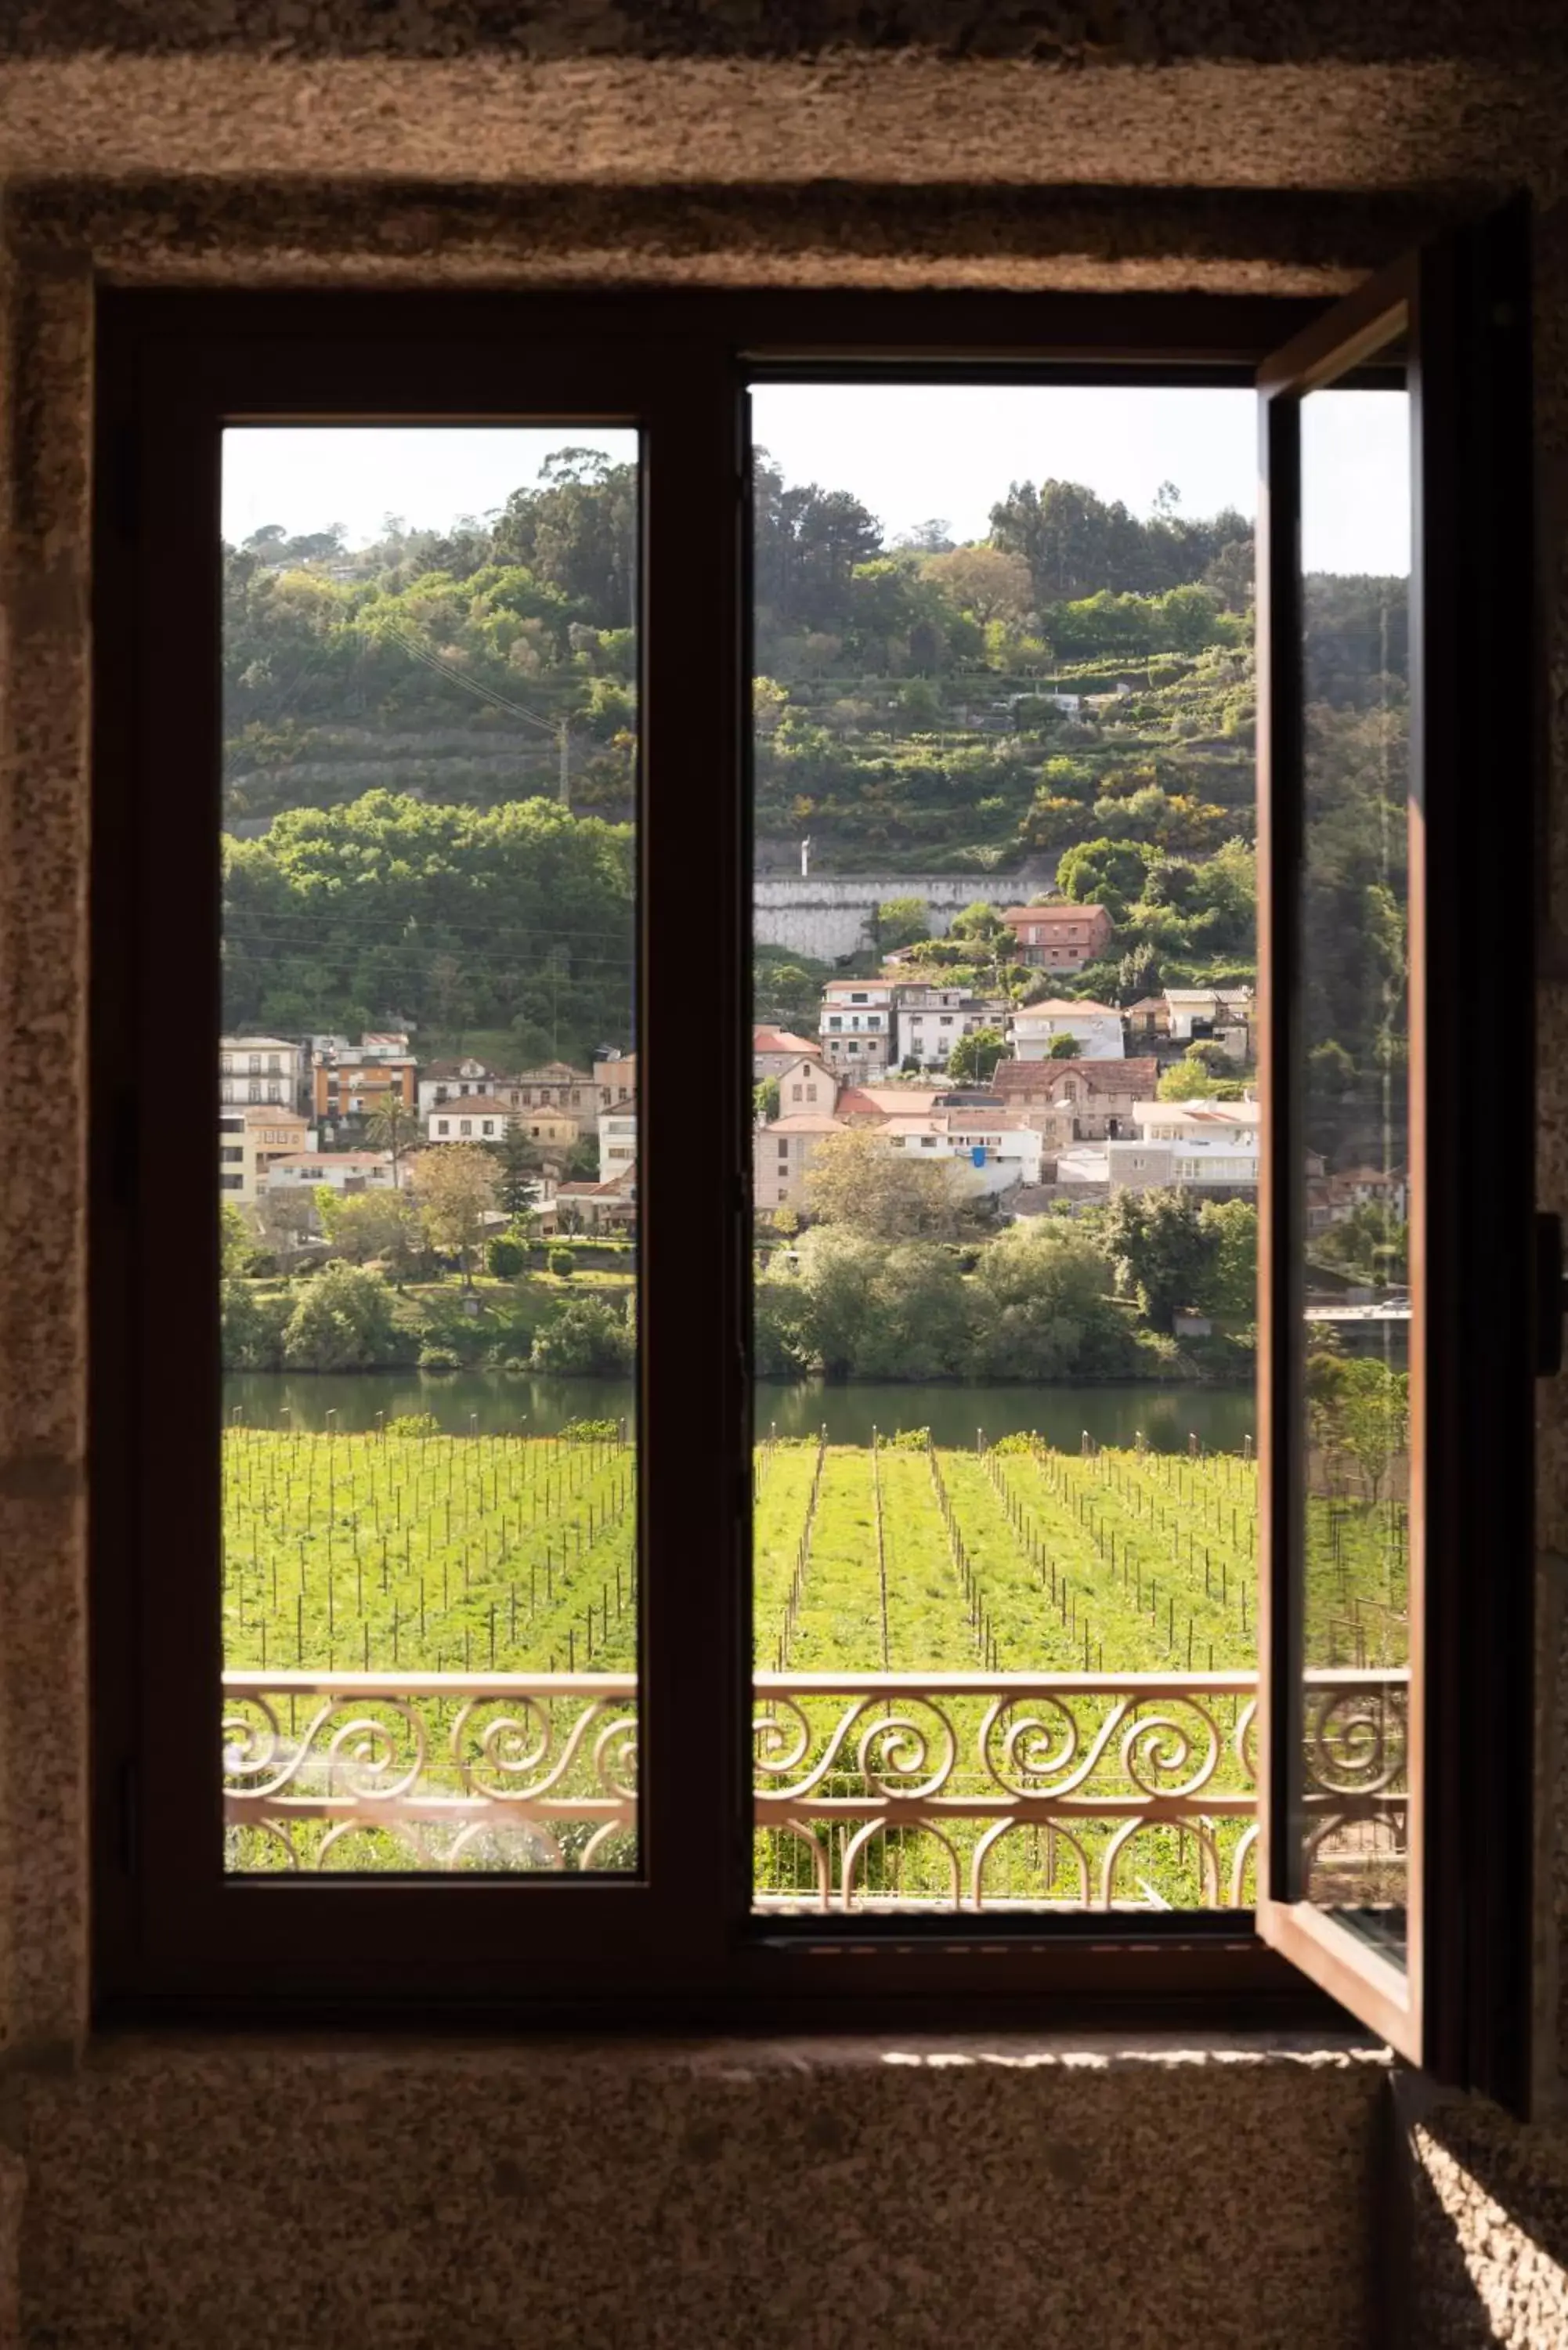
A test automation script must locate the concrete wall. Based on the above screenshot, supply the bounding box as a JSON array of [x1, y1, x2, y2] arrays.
[[1, 13, 1568, 2347], [753, 875, 1032, 961]]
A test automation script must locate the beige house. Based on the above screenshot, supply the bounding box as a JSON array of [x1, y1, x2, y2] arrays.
[[753, 1113, 844, 1213], [771, 1054, 836, 1115], [596, 1054, 638, 1115], [991, 1056, 1160, 1144], [219, 1105, 310, 1203]]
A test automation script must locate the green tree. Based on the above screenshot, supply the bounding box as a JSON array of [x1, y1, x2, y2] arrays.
[[220, 1279, 291, 1371], [1102, 1189, 1217, 1335], [802, 1126, 974, 1242], [946, 902, 1008, 945], [365, 1094, 418, 1187], [1335, 1358, 1410, 1505], [314, 1186, 423, 1282], [967, 1221, 1131, 1379], [945, 1026, 1006, 1084], [1055, 836, 1155, 922], [1116, 942, 1162, 1006], [486, 1121, 542, 1218], [281, 1262, 400, 1372], [754, 1077, 782, 1122], [876, 895, 930, 953], [1197, 1198, 1258, 1321], [410, 1144, 498, 1288], [1046, 1033, 1082, 1061], [530, 1297, 635, 1376], [221, 1199, 253, 1278]]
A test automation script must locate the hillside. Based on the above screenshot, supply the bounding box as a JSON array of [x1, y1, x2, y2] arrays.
[[222, 455, 1406, 1150]]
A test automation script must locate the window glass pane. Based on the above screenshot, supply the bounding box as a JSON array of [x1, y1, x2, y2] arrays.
[[749, 382, 1262, 1916], [1294, 374, 1412, 1956], [219, 426, 640, 1875]]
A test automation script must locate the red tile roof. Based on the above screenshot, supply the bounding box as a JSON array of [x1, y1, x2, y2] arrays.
[[1001, 902, 1108, 926], [753, 1027, 818, 1054]]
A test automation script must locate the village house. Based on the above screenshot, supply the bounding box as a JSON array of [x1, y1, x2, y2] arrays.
[[1123, 995, 1172, 1045], [1107, 1097, 1261, 1196], [882, 1112, 1043, 1195], [595, 1052, 638, 1115], [266, 1150, 403, 1195], [312, 1032, 417, 1125], [818, 978, 897, 1075], [218, 1105, 311, 1203], [1162, 986, 1254, 1061], [219, 1034, 304, 1110], [771, 1054, 836, 1115], [544, 1162, 638, 1234], [424, 1096, 518, 1144], [891, 982, 1011, 1071], [753, 1025, 820, 1079], [1010, 1000, 1125, 1062], [753, 1112, 844, 1213], [493, 1062, 596, 1119], [598, 1108, 637, 1177], [991, 1054, 1161, 1144], [416, 1057, 497, 1115], [999, 902, 1114, 971]]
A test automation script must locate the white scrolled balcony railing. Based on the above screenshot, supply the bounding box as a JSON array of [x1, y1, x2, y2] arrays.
[[222, 1666, 1407, 1912]]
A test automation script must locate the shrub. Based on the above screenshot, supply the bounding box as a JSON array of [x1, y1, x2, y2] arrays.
[[499, 1354, 531, 1376], [559, 1416, 621, 1441], [384, 1413, 441, 1437], [417, 1345, 461, 1374], [281, 1262, 400, 1372], [530, 1299, 634, 1376], [547, 1247, 576, 1278], [486, 1236, 526, 1277]]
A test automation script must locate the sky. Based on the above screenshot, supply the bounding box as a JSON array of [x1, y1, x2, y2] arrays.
[[222, 382, 1410, 577]]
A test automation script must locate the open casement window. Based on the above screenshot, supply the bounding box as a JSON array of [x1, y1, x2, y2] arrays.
[[91, 264, 1536, 2084], [1254, 203, 1537, 2107]]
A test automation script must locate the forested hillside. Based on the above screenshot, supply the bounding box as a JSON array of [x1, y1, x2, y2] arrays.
[[222, 449, 1406, 1119]]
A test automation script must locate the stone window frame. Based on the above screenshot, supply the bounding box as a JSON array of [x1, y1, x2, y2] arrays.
[[83, 273, 1535, 2096]]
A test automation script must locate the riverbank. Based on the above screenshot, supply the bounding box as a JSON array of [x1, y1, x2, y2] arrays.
[[223, 1370, 1257, 1452]]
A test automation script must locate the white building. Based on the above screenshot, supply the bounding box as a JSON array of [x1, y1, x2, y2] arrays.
[[1107, 1098, 1261, 1194], [1164, 988, 1254, 1060], [417, 1058, 497, 1116], [425, 1097, 520, 1144], [818, 978, 897, 1074], [266, 1152, 403, 1193], [882, 1112, 1042, 1195], [219, 1035, 303, 1109], [1010, 1000, 1125, 1061], [892, 984, 1010, 1071], [598, 1109, 637, 1177]]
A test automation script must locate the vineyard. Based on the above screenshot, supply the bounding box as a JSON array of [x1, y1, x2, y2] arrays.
[[222, 1421, 1407, 1904]]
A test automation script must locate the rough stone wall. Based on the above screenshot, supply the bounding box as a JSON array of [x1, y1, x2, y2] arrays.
[[0, 19, 1565, 2344], [4, 2037, 1386, 2350]]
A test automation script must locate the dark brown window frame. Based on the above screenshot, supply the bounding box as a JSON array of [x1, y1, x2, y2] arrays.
[[86, 279, 1530, 2068]]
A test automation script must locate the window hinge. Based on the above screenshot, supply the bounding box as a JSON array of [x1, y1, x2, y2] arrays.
[[1536, 1213, 1565, 1376]]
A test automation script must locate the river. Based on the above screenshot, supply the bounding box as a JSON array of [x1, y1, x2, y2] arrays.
[[223, 1371, 1255, 1453]]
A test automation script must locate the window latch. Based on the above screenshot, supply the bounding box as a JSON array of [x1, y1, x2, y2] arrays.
[[1536, 1213, 1566, 1376]]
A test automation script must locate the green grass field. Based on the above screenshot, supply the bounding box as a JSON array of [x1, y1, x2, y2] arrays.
[[222, 1426, 1407, 1900]]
